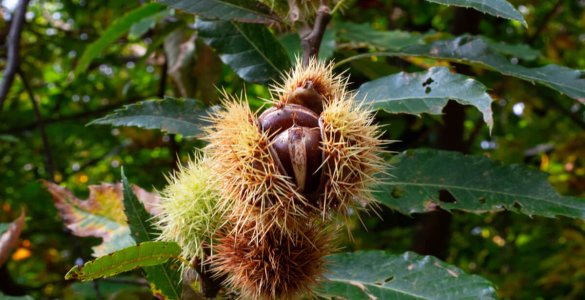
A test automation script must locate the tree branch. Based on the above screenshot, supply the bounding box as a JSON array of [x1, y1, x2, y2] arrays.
[[301, 0, 332, 66], [18, 70, 56, 182], [0, 0, 31, 113]]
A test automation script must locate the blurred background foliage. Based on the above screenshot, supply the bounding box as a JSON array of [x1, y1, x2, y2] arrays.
[[0, 0, 584, 299]]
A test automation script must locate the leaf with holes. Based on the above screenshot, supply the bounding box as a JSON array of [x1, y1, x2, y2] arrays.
[[424, 0, 526, 27], [0, 212, 25, 267], [159, 0, 279, 24], [316, 251, 497, 300], [196, 19, 291, 83], [89, 97, 208, 138], [121, 169, 181, 300], [65, 242, 180, 280], [346, 36, 585, 101], [357, 67, 494, 130], [74, 3, 166, 75], [376, 149, 585, 219], [43, 181, 161, 257]]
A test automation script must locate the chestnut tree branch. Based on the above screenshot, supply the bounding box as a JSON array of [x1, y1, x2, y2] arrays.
[[0, 0, 31, 113], [301, 0, 332, 66], [18, 70, 56, 182]]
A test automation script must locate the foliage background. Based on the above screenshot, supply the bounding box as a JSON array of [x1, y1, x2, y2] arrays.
[[0, 0, 584, 299]]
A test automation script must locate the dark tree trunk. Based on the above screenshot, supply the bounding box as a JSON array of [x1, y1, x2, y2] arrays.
[[411, 8, 481, 259]]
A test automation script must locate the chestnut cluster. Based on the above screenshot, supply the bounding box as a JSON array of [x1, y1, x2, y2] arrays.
[[157, 59, 386, 300]]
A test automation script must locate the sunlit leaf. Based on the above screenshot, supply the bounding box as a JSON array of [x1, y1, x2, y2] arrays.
[[196, 19, 291, 83], [89, 97, 208, 138], [0, 212, 25, 266], [74, 3, 166, 75], [159, 0, 279, 24], [121, 169, 181, 300], [65, 242, 180, 280], [316, 251, 497, 300], [43, 181, 160, 257], [424, 0, 527, 27], [376, 149, 585, 219], [357, 67, 494, 130]]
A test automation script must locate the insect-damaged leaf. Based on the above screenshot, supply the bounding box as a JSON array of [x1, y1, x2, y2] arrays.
[[316, 251, 496, 300], [375, 149, 585, 219], [357, 67, 494, 131], [43, 181, 161, 257], [0, 212, 25, 266]]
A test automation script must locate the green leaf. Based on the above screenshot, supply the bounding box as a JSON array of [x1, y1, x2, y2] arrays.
[[121, 170, 182, 300], [335, 22, 426, 51], [89, 97, 208, 137], [0, 293, 34, 300], [121, 168, 156, 242], [376, 149, 585, 219], [357, 67, 494, 130], [159, 0, 278, 24], [195, 19, 291, 83], [483, 37, 540, 61], [316, 251, 497, 300], [74, 3, 165, 75], [65, 242, 181, 281], [341, 36, 585, 101], [144, 263, 182, 300], [129, 9, 173, 40], [424, 0, 527, 27]]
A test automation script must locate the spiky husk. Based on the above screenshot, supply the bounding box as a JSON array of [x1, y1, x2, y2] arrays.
[[155, 154, 224, 261], [271, 58, 348, 107], [203, 96, 317, 242], [213, 220, 334, 300], [319, 94, 387, 215]]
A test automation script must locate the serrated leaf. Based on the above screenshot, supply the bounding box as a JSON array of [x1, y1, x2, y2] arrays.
[[159, 0, 278, 24], [425, 0, 527, 27], [0, 212, 25, 267], [74, 3, 165, 75], [89, 98, 208, 138], [316, 251, 496, 300], [65, 242, 180, 280], [376, 149, 585, 219], [482, 37, 540, 61], [346, 36, 585, 101], [196, 19, 291, 83], [357, 67, 494, 130], [122, 168, 157, 242], [336, 21, 426, 51], [43, 181, 161, 257], [121, 170, 182, 300], [144, 263, 182, 300]]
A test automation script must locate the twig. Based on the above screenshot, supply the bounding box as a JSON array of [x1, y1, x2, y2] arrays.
[[0, 98, 143, 135], [18, 70, 56, 182], [528, 0, 563, 44], [301, 0, 332, 66], [0, 0, 31, 113]]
